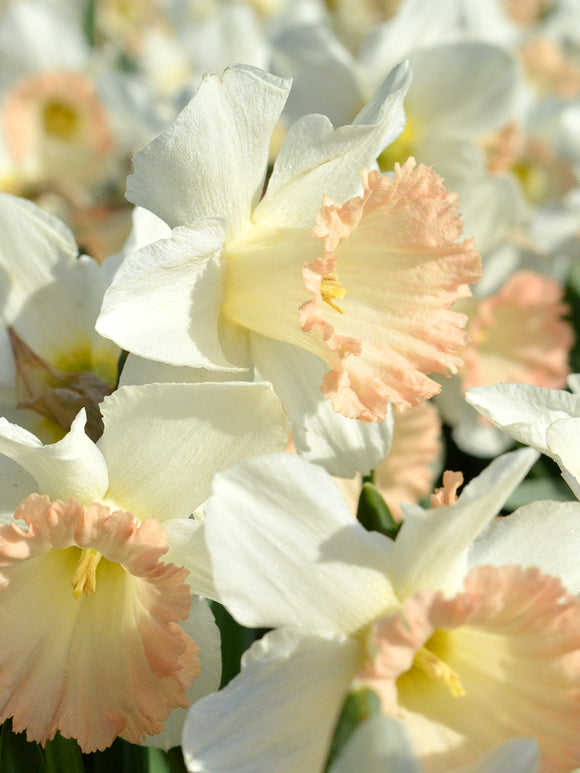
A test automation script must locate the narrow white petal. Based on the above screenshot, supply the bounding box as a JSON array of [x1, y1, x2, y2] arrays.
[[183, 628, 361, 773], [205, 453, 396, 633], [99, 383, 288, 522], [256, 61, 411, 228], [390, 448, 538, 599]]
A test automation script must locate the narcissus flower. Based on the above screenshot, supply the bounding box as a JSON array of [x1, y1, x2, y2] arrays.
[[0, 380, 288, 752], [183, 448, 580, 771], [97, 64, 481, 428]]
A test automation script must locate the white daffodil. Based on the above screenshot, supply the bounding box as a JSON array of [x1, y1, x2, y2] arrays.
[[0, 380, 288, 752], [0, 194, 122, 442], [467, 376, 580, 498], [97, 64, 481, 472], [183, 447, 580, 771]]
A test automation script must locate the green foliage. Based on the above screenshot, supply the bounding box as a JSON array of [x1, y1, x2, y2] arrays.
[[357, 481, 400, 539], [0, 722, 47, 773], [325, 688, 380, 770]]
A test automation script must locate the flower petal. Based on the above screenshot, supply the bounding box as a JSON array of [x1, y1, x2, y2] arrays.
[[97, 222, 235, 369], [98, 382, 288, 522], [390, 447, 538, 599], [255, 61, 411, 228], [0, 497, 199, 752], [0, 409, 108, 503], [466, 382, 580, 454], [204, 453, 396, 633], [126, 65, 291, 238], [250, 333, 393, 477], [469, 499, 580, 594], [183, 628, 361, 773]]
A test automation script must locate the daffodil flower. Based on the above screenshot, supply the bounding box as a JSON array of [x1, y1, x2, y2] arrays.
[[97, 64, 481, 470], [183, 447, 580, 771], [0, 380, 288, 752]]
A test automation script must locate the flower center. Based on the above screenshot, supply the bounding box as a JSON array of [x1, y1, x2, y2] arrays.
[[412, 645, 465, 698], [320, 272, 346, 314], [71, 548, 103, 598], [43, 99, 79, 141]]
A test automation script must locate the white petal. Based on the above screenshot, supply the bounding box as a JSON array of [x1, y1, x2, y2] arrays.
[[407, 43, 517, 136], [182, 628, 361, 773], [145, 596, 221, 750], [0, 194, 77, 323], [466, 383, 580, 454], [0, 409, 108, 503], [250, 334, 393, 477], [118, 354, 251, 388], [546, 417, 580, 499], [469, 499, 580, 594], [204, 453, 396, 634], [0, 455, 36, 522], [255, 60, 411, 228], [97, 222, 234, 369], [98, 382, 288, 522], [271, 23, 364, 128], [126, 65, 290, 238], [164, 520, 218, 602], [390, 448, 538, 599], [329, 715, 421, 773]]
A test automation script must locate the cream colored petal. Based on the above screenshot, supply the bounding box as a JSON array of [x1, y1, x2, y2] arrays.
[[98, 382, 288, 522]]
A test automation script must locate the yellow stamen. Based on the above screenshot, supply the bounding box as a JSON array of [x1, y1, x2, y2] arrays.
[[321, 273, 346, 314], [413, 646, 466, 698], [71, 548, 103, 598]]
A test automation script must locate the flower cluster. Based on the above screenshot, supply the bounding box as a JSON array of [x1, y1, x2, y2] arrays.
[[0, 0, 579, 771]]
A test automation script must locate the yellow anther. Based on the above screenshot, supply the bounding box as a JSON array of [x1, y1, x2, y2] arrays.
[[43, 100, 79, 141], [71, 548, 103, 599], [413, 646, 466, 698], [320, 273, 346, 314]]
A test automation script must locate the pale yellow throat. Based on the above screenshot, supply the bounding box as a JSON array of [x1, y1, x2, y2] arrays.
[[413, 645, 466, 698]]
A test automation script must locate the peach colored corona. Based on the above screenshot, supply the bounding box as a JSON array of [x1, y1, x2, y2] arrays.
[[358, 564, 580, 772], [2, 71, 113, 164], [462, 271, 573, 393], [0, 494, 199, 752], [374, 401, 442, 519], [297, 161, 482, 422]]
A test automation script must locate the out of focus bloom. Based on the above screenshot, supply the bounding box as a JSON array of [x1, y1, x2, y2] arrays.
[[0, 381, 288, 751], [98, 64, 481, 425]]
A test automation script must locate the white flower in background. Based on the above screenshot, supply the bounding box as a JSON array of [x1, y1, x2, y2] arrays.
[[0, 380, 288, 751], [0, 194, 121, 442], [97, 64, 481, 473], [467, 375, 580, 498], [183, 447, 580, 771]]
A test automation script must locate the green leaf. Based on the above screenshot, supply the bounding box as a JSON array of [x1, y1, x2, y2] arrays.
[[0, 720, 48, 773], [325, 688, 380, 770], [83, 739, 149, 773], [44, 734, 83, 773], [356, 482, 399, 539]]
